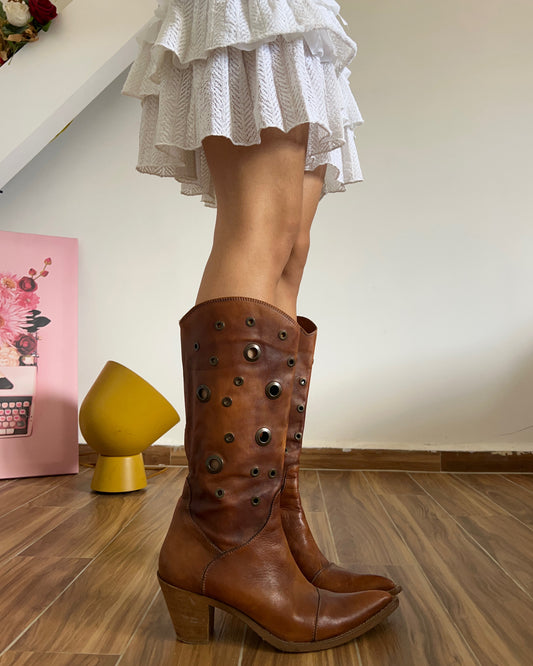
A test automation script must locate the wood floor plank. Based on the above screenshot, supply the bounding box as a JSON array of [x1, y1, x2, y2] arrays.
[[379, 489, 533, 665], [119, 589, 245, 666], [363, 471, 426, 496], [413, 473, 533, 595], [299, 470, 325, 512], [0, 556, 90, 653], [356, 564, 478, 666], [0, 653, 118, 665], [0, 475, 73, 518], [408, 472, 498, 517], [12, 468, 185, 655], [453, 514, 533, 596], [0, 504, 77, 563], [319, 471, 416, 566], [303, 511, 338, 563], [456, 474, 533, 526], [503, 474, 533, 493], [21, 489, 153, 559], [28, 469, 94, 510]]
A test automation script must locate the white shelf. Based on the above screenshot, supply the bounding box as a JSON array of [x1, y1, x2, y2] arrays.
[[0, 0, 155, 190]]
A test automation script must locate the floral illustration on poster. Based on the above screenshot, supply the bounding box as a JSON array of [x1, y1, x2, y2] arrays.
[[0, 230, 78, 479], [0, 257, 52, 436]]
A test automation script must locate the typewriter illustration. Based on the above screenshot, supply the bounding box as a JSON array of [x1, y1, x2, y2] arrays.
[[0, 366, 36, 437]]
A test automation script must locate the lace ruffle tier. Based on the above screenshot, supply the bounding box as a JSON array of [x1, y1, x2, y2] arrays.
[[121, 0, 364, 208]]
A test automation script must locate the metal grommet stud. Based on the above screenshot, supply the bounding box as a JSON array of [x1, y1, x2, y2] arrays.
[[222, 397, 232, 407], [215, 320, 225, 330], [278, 330, 288, 340], [297, 404, 305, 413], [244, 343, 262, 362], [193, 342, 200, 351], [287, 357, 295, 367], [196, 385, 211, 402], [251, 496, 261, 506], [224, 432, 235, 443], [265, 381, 282, 400], [295, 432, 303, 441], [233, 376, 244, 387], [299, 378, 307, 386], [215, 488, 225, 498], [246, 317, 256, 327], [255, 427, 272, 446], [206, 455, 224, 474], [250, 467, 260, 477], [209, 356, 218, 366], [268, 469, 277, 478]]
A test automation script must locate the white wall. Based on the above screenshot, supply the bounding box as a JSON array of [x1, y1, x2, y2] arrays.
[[1, 0, 532, 450]]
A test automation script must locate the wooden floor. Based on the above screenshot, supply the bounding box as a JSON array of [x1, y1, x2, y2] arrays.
[[0, 467, 532, 665]]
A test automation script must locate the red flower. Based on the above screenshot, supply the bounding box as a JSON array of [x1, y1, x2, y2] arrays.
[[29, 268, 37, 276], [15, 334, 37, 355], [18, 276, 37, 292], [27, 0, 57, 25], [44, 258, 52, 265]]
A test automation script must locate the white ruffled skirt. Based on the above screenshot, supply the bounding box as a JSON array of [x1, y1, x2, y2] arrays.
[[121, 0, 364, 208]]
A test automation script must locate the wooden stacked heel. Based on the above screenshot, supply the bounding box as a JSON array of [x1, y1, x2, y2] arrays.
[[158, 574, 214, 644]]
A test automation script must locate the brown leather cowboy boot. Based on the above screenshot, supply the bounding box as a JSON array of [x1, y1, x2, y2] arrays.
[[281, 316, 402, 595], [158, 298, 399, 652]]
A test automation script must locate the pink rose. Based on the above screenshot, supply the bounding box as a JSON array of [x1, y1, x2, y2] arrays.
[[15, 334, 37, 355], [18, 276, 37, 292]]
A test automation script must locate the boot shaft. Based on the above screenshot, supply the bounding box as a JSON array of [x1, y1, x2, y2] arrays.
[[179, 297, 300, 551]]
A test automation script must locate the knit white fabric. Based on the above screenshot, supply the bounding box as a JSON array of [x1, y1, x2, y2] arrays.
[[121, 0, 364, 208]]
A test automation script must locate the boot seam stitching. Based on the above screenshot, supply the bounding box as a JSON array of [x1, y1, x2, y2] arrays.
[[180, 296, 299, 326], [310, 563, 332, 585], [313, 587, 321, 642], [202, 485, 283, 591]]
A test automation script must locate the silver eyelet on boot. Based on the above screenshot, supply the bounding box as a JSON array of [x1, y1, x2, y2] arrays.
[[222, 397, 232, 407], [206, 455, 224, 474], [255, 427, 272, 446], [233, 376, 244, 386], [251, 496, 261, 506], [250, 467, 260, 477], [224, 432, 235, 443], [243, 343, 261, 362], [265, 381, 282, 399], [196, 385, 211, 402]]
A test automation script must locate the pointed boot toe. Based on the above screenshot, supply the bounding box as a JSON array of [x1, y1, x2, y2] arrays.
[[315, 589, 399, 645], [313, 563, 402, 595]]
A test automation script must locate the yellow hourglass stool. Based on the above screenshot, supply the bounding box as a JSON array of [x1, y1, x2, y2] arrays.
[[79, 361, 180, 493]]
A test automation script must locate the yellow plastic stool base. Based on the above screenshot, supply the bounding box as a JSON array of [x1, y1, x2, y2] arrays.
[[91, 453, 147, 493]]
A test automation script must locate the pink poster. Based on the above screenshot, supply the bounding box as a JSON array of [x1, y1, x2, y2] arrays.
[[0, 230, 78, 478]]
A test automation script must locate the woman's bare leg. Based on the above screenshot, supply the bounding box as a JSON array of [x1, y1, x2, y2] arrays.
[[196, 125, 310, 317], [274, 164, 327, 316]]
